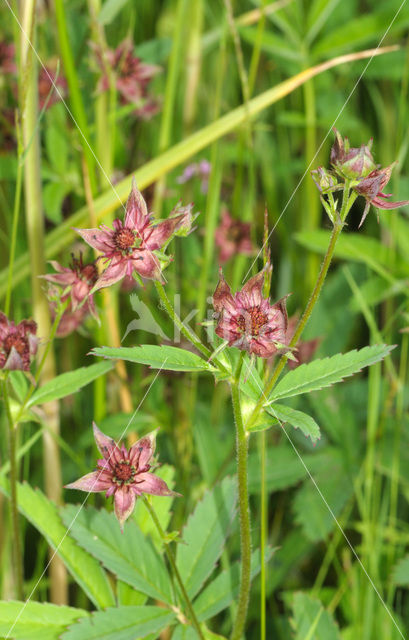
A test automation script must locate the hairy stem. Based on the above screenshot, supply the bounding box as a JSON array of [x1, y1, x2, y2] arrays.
[[230, 352, 252, 640], [142, 496, 205, 640], [1, 378, 23, 599]]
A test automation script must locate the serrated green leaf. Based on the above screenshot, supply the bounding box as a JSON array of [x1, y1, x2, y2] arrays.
[[176, 477, 237, 599], [0, 601, 87, 640], [8, 370, 28, 402], [0, 478, 114, 609], [194, 548, 274, 622], [27, 361, 114, 408], [172, 624, 227, 640], [61, 506, 173, 604], [292, 593, 341, 640], [268, 345, 394, 402], [61, 606, 175, 640], [91, 345, 215, 372], [265, 404, 321, 443]]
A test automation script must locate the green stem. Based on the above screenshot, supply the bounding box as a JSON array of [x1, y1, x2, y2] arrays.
[[230, 352, 252, 640], [260, 430, 267, 640], [5, 141, 23, 316], [155, 281, 229, 369], [142, 496, 205, 640], [1, 377, 23, 599]]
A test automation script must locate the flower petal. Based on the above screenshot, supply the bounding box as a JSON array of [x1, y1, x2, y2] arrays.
[[65, 471, 111, 493], [213, 270, 236, 314], [237, 269, 265, 308], [124, 180, 149, 229], [93, 422, 117, 458], [93, 260, 128, 292], [129, 430, 157, 470], [134, 472, 180, 497], [114, 487, 136, 530], [131, 249, 162, 281], [75, 227, 115, 253]]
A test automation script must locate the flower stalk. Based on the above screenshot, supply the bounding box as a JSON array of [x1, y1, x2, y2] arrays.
[[246, 182, 352, 430], [230, 352, 252, 640], [1, 377, 23, 599], [142, 495, 205, 640]]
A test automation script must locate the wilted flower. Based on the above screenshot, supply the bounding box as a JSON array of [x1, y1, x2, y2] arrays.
[[213, 268, 288, 359], [92, 39, 160, 119], [214, 209, 254, 264], [354, 164, 409, 227], [38, 64, 67, 110], [330, 128, 376, 180], [65, 423, 179, 529], [0, 41, 16, 74], [75, 182, 195, 291], [41, 254, 98, 318], [177, 160, 211, 193], [0, 313, 37, 371]]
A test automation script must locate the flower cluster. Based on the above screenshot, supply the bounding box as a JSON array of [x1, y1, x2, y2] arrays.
[[66, 423, 178, 529], [312, 129, 409, 227], [213, 268, 288, 359]]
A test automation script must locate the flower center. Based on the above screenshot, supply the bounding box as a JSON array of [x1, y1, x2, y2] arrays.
[[4, 333, 27, 356], [237, 307, 267, 337], [112, 460, 136, 485], [113, 228, 136, 252], [230, 222, 245, 241]]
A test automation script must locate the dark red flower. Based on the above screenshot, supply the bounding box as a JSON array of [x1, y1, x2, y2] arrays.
[[92, 39, 160, 119], [213, 268, 288, 359], [214, 209, 254, 264], [41, 254, 98, 318], [354, 164, 409, 227], [75, 182, 194, 290], [65, 423, 179, 530], [0, 313, 37, 371]]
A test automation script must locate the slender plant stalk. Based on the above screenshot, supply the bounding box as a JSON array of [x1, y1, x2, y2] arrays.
[[142, 496, 205, 640], [230, 352, 251, 640], [4, 130, 23, 316], [260, 430, 267, 640], [246, 183, 352, 429], [19, 2, 67, 604], [154, 281, 211, 359], [1, 378, 23, 599]]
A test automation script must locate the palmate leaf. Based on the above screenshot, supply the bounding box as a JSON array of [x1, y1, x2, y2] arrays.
[[291, 593, 341, 640], [176, 477, 237, 599], [0, 601, 87, 640], [91, 345, 216, 373], [0, 478, 114, 609], [27, 361, 114, 408], [61, 606, 175, 640], [268, 345, 394, 403], [61, 506, 173, 604]]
